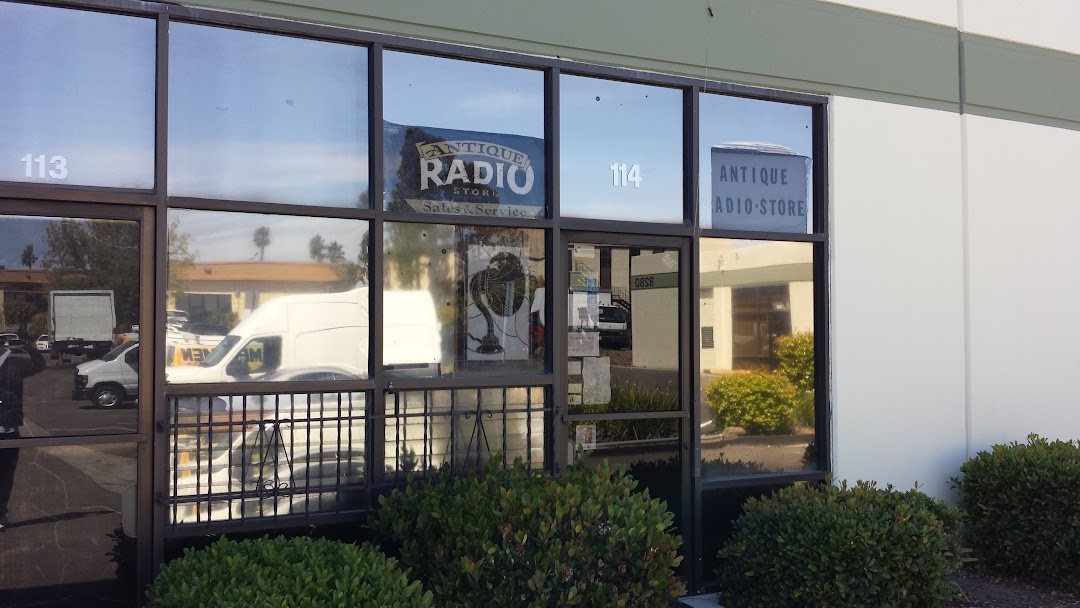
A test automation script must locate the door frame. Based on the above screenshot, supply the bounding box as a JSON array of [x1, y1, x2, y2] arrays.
[[554, 229, 698, 586], [0, 199, 157, 604]]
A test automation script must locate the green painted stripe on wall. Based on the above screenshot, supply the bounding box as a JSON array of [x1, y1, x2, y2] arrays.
[[181, 0, 1080, 129], [962, 33, 1080, 126]]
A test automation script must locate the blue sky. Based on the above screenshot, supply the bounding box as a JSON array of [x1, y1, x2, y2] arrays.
[[0, 2, 155, 188], [169, 210, 367, 264], [168, 22, 369, 207]]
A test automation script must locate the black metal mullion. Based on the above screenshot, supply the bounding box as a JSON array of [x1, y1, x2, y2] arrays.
[[562, 411, 687, 422], [369, 42, 387, 490], [686, 84, 704, 593], [0, 198, 146, 220], [813, 102, 832, 474], [547, 67, 567, 476], [381, 210, 553, 229], [382, 375, 552, 391], [165, 379, 374, 396], [0, 183, 153, 204], [149, 5, 171, 562], [699, 228, 823, 242], [0, 433, 149, 450], [560, 217, 692, 237]]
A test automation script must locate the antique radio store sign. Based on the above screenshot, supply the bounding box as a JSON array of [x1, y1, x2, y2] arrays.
[[384, 121, 545, 219], [710, 144, 810, 233]]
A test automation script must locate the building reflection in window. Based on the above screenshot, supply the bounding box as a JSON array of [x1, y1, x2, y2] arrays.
[[699, 238, 816, 477]]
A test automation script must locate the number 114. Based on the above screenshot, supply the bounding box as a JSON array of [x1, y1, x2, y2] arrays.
[[610, 163, 641, 187]]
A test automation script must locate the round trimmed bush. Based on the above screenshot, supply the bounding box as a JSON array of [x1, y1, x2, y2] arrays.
[[373, 457, 685, 608], [147, 536, 433, 608], [705, 372, 798, 434], [719, 481, 963, 608], [955, 434, 1080, 590]]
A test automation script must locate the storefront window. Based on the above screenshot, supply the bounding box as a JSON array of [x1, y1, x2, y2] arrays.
[[560, 75, 683, 222], [383, 52, 545, 219], [382, 223, 546, 377], [698, 238, 816, 477], [169, 24, 369, 207], [699, 95, 813, 232], [0, 2, 155, 189], [165, 209, 370, 383]]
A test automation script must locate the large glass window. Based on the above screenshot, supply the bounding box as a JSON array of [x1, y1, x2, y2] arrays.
[[0, 2, 155, 189], [560, 75, 683, 223], [698, 238, 816, 477], [383, 223, 546, 377], [165, 209, 370, 383], [383, 52, 545, 219], [699, 95, 813, 232], [169, 24, 369, 207]]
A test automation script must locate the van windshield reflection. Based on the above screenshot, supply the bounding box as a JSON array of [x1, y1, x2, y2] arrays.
[[101, 342, 134, 362], [201, 335, 239, 367]]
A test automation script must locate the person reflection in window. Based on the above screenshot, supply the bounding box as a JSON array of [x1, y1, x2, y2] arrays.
[[0, 339, 45, 531]]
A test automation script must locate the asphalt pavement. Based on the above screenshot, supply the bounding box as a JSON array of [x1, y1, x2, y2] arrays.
[[0, 358, 140, 607]]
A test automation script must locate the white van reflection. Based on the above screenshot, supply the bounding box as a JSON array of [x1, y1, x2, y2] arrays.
[[166, 287, 441, 384]]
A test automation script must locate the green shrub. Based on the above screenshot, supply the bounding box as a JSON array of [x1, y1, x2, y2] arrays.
[[954, 434, 1080, 590], [569, 383, 679, 442], [146, 536, 432, 608], [704, 372, 797, 435], [372, 457, 685, 608], [792, 388, 815, 428], [774, 332, 815, 394], [719, 481, 963, 608]]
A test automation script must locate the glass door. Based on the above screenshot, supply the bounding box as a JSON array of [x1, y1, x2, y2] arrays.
[[0, 201, 153, 608], [558, 232, 689, 545]]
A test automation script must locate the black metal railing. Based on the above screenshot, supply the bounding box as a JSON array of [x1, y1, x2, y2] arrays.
[[378, 386, 550, 485], [166, 391, 367, 532], [165, 385, 550, 534]]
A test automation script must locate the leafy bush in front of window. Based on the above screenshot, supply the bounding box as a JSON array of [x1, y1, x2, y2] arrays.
[[146, 536, 433, 608], [774, 331, 814, 394], [775, 332, 815, 427], [704, 372, 797, 435], [372, 457, 685, 608], [954, 434, 1080, 591], [718, 481, 963, 608]]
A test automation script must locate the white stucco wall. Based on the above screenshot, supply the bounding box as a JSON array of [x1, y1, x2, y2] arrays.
[[830, 96, 967, 499], [964, 114, 1080, 451], [960, 0, 1080, 55]]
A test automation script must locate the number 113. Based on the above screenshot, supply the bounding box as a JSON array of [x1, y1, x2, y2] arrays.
[[21, 154, 68, 179]]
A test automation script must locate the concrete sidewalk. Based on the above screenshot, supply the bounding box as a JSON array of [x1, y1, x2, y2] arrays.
[[678, 593, 724, 607]]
